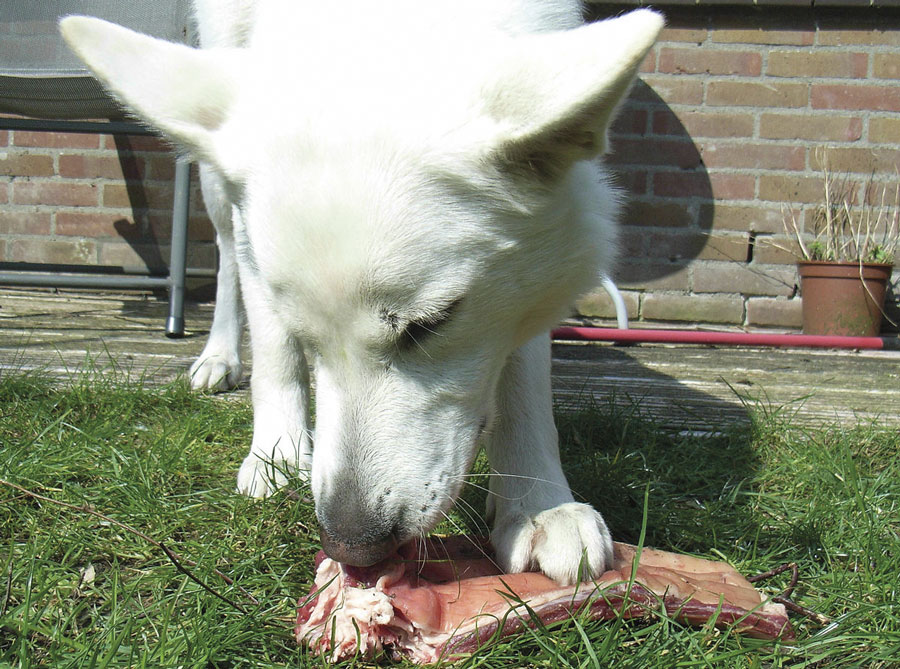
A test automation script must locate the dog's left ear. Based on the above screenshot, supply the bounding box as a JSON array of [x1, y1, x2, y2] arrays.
[[60, 16, 242, 165], [487, 9, 663, 178]]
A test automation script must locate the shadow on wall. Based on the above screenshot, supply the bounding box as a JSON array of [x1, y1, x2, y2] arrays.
[[606, 79, 715, 286], [112, 135, 168, 282]]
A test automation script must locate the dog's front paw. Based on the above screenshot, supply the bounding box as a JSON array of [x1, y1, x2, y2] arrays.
[[236, 454, 289, 498], [189, 352, 242, 392], [491, 502, 613, 585], [236, 446, 311, 498]]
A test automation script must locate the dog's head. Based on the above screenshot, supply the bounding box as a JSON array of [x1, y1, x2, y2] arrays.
[[62, 8, 662, 565]]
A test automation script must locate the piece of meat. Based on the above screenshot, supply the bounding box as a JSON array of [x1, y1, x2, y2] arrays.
[[295, 536, 794, 664]]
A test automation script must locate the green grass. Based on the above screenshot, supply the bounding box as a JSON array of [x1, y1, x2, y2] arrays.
[[0, 367, 898, 667]]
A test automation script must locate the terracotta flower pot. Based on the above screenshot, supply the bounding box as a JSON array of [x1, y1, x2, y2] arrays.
[[798, 261, 894, 337]]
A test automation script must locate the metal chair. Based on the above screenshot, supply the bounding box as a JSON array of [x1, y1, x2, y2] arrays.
[[0, 1, 194, 336]]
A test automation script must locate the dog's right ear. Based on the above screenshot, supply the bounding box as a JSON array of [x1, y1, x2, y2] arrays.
[[485, 9, 663, 180], [60, 16, 241, 164]]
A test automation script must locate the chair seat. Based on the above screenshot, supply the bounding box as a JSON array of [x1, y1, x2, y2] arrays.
[[0, 0, 192, 120], [0, 74, 121, 119]]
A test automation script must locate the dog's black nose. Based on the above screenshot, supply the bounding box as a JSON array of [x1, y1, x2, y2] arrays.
[[318, 521, 399, 567], [316, 471, 401, 566]]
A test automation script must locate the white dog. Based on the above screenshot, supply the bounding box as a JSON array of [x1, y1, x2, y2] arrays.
[[61, 0, 661, 585]]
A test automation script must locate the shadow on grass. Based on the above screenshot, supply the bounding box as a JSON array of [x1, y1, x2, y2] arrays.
[[556, 394, 761, 553]]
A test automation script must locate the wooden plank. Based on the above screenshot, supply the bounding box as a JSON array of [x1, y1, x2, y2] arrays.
[[1, 289, 898, 429], [552, 344, 900, 429]]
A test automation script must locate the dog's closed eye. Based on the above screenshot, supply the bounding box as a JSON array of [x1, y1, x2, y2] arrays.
[[396, 299, 462, 352]]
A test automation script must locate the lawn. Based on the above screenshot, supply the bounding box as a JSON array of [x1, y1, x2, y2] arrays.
[[0, 366, 898, 667]]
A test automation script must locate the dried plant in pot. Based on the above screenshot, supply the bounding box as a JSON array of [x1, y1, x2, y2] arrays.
[[783, 157, 899, 337]]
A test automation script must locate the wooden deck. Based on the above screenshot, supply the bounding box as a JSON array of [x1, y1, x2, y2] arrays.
[[1, 287, 898, 430]]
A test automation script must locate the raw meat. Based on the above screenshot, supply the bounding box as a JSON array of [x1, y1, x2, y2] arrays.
[[295, 536, 793, 663]]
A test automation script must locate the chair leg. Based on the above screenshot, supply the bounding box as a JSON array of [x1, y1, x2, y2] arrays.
[[165, 157, 191, 338]]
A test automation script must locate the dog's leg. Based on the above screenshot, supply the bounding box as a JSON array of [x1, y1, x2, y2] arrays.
[[485, 334, 613, 585], [235, 269, 312, 498], [189, 164, 244, 391]]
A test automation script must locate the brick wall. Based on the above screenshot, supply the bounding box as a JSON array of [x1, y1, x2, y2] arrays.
[[2, 5, 900, 332], [577, 5, 900, 331], [0, 130, 216, 281]]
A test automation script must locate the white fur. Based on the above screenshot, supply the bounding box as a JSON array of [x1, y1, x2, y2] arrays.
[[60, 1, 662, 585]]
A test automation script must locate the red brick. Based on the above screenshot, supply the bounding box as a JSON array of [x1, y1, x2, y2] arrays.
[[693, 262, 796, 297], [817, 28, 900, 47], [607, 138, 702, 169], [746, 297, 803, 328], [653, 170, 713, 199], [810, 147, 900, 175], [611, 108, 649, 136], [873, 53, 900, 80], [641, 293, 744, 324], [708, 173, 757, 201], [617, 229, 646, 258], [12, 182, 99, 207], [707, 204, 795, 235], [659, 27, 708, 44], [653, 171, 755, 201], [99, 241, 216, 271], [711, 28, 814, 46], [639, 50, 656, 75], [699, 142, 806, 171], [58, 154, 145, 180], [0, 211, 52, 235], [653, 110, 754, 139], [695, 234, 752, 262], [811, 84, 900, 112], [645, 231, 714, 263], [146, 154, 178, 181], [759, 175, 824, 205], [0, 153, 54, 177], [708, 81, 808, 108], [102, 183, 175, 210], [859, 179, 900, 208], [55, 211, 146, 239], [12, 132, 100, 149], [622, 200, 693, 228], [104, 134, 175, 153], [8, 239, 97, 265], [638, 76, 704, 105], [618, 262, 691, 291], [753, 235, 806, 264], [767, 51, 868, 79], [870, 117, 900, 143], [759, 113, 863, 142], [611, 169, 648, 196], [0, 130, 8, 146], [149, 215, 217, 242], [658, 48, 762, 76], [575, 288, 640, 320]]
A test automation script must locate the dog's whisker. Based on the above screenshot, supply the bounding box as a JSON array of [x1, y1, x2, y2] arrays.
[[451, 495, 489, 535], [439, 510, 502, 574], [462, 481, 530, 502], [455, 470, 566, 486]]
